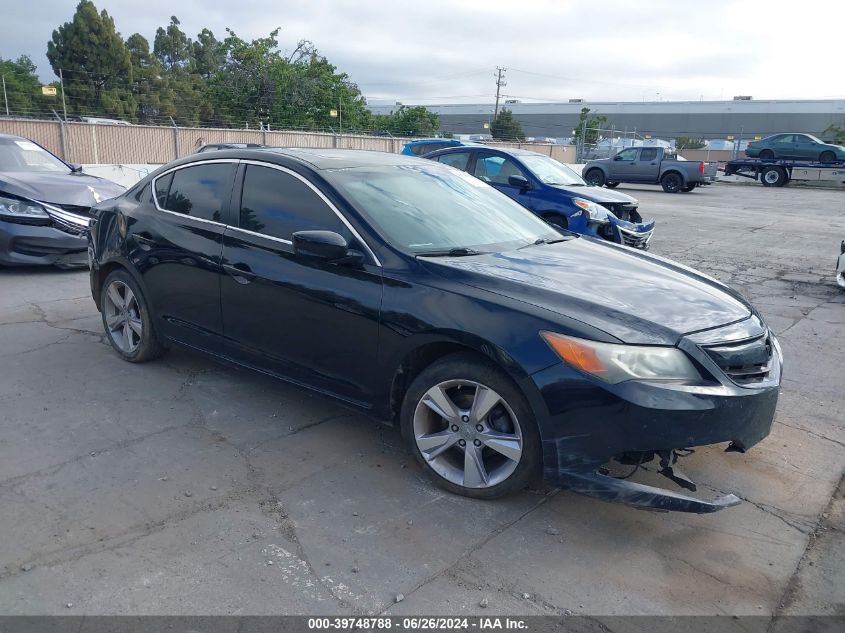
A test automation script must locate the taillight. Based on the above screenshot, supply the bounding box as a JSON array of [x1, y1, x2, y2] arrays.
[[699, 161, 705, 173]]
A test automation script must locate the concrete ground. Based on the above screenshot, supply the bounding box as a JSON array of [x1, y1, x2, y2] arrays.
[[0, 182, 842, 620]]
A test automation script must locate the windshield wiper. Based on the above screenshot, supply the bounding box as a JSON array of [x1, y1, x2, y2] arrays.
[[415, 247, 487, 257], [518, 236, 573, 250]]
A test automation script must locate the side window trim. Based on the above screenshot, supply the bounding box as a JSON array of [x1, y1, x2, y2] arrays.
[[235, 160, 382, 267], [150, 158, 239, 227]]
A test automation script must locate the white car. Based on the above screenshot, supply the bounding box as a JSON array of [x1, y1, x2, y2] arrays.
[[837, 241, 845, 289]]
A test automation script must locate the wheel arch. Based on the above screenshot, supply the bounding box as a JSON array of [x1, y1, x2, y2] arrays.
[[91, 257, 145, 311], [660, 169, 686, 184], [386, 333, 529, 425]]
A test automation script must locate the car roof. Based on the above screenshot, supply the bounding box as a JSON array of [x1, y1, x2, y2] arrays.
[[172, 147, 427, 171], [425, 145, 547, 159], [406, 138, 459, 144], [0, 133, 26, 141]]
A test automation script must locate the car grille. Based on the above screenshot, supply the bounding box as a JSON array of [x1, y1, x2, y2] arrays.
[[701, 334, 773, 385], [617, 226, 653, 249], [43, 203, 91, 236], [603, 202, 641, 223]]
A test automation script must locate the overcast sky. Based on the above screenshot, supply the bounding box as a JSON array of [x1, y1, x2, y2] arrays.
[[3, 0, 844, 105]]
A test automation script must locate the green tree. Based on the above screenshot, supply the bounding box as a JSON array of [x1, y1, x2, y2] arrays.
[[676, 136, 706, 149], [126, 33, 164, 123], [823, 124, 845, 145], [491, 108, 525, 141], [153, 16, 193, 72], [572, 107, 608, 147], [192, 29, 223, 80], [46, 0, 135, 118], [0, 55, 53, 116]]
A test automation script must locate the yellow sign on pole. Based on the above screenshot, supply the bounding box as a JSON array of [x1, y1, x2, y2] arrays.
[[41, 85, 57, 96], [329, 109, 338, 118]]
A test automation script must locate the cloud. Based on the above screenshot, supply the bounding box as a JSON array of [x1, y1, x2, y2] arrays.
[[2, 0, 843, 104]]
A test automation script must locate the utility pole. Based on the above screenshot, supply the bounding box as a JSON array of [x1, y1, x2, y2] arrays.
[[58, 69, 68, 121], [493, 67, 507, 122], [2, 76, 8, 116]]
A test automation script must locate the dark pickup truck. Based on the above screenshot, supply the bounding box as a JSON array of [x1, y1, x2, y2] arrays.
[[583, 147, 718, 193]]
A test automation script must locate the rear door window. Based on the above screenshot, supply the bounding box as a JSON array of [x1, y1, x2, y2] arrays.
[[639, 148, 658, 161], [435, 152, 471, 171], [154, 172, 173, 207], [163, 163, 236, 222], [473, 154, 526, 184]]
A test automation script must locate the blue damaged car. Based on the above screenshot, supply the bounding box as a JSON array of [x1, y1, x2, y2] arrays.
[[425, 146, 655, 249]]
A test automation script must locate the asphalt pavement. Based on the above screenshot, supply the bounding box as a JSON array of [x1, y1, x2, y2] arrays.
[[0, 182, 842, 620]]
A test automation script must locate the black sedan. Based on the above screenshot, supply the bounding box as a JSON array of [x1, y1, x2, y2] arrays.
[[0, 134, 124, 268], [88, 148, 782, 513]]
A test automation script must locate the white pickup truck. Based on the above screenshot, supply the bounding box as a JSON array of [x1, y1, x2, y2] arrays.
[[583, 147, 718, 193]]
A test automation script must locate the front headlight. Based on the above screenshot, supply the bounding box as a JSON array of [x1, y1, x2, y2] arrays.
[[573, 198, 610, 224], [540, 331, 702, 384], [0, 194, 49, 220]]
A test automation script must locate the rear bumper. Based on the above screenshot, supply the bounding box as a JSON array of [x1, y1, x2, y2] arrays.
[[0, 218, 88, 267], [525, 329, 782, 513]]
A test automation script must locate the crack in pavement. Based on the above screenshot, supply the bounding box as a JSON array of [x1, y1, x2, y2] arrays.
[[765, 474, 844, 633], [376, 489, 559, 615]]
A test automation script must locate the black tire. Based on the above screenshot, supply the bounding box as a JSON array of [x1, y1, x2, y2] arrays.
[[820, 151, 836, 163], [400, 352, 542, 499], [543, 214, 568, 232], [760, 166, 787, 187], [100, 269, 167, 363], [759, 149, 775, 160], [661, 172, 683, 193], [584, 169, 605, 187], [604, 181, 620, 188], [681, 183, 696, 192]]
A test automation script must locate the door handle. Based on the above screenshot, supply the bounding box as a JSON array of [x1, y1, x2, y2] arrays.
[[223, 263, 256, 284]]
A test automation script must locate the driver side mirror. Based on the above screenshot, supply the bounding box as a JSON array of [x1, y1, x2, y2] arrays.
[[508, 174, 531, 189], [292, 230, 363, 265], [613, 154, 624, 161], [70, 163, 83, 173]]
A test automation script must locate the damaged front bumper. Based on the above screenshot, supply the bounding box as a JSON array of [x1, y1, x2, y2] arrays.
[[0, 205, 90, 268], [598, 217, 656, 250], [525, 318, 782, 513]]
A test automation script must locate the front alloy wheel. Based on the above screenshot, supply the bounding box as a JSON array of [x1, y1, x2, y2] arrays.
[[413, 379, 523, 489], [401, 353, 541, 498]]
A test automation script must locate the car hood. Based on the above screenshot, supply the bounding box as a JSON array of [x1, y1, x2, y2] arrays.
[[0, 171, 125, 207], [549, 184, 637, 205], [422, 239, 751, 345]]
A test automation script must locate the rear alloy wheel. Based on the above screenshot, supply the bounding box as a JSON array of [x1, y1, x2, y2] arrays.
[[759, 149, 775, 160], [661, 172, 683, 193], [819, 151, 836, 163], [401, 353, 541, 499], [760, 166, 787, 187], [585, 169, 605, 187], [101, 270, 166, 363], [604, 181, 620, 188]]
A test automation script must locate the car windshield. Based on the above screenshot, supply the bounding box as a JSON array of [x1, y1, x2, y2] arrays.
[[0, 137, 71, 173], [324, 164, 562, 254], [518, 154, 585, 186]]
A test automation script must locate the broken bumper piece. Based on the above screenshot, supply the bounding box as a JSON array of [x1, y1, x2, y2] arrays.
[[555, 467, 741, 514]]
